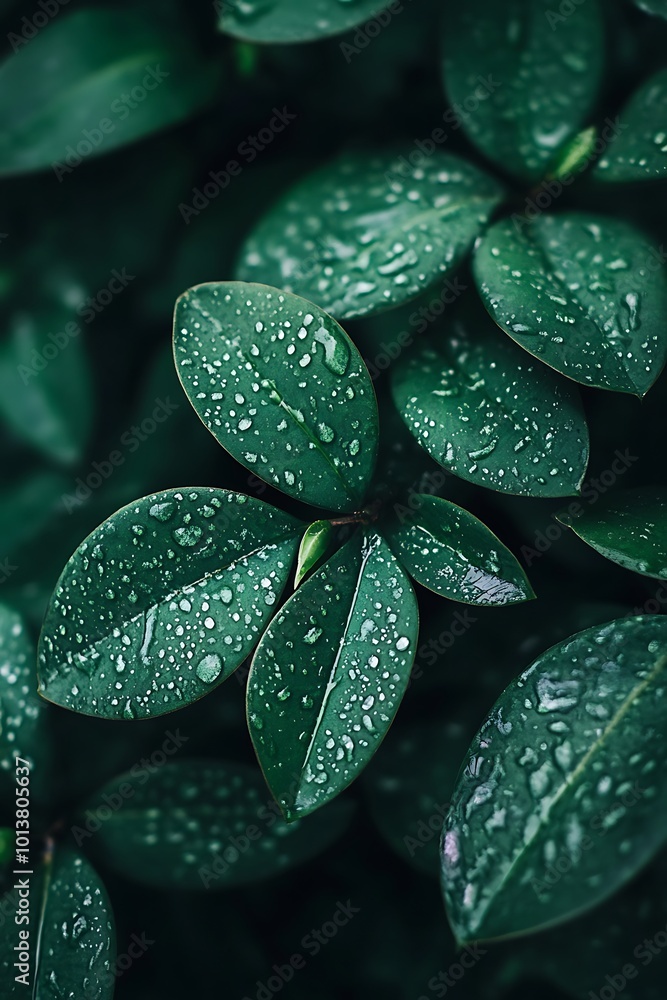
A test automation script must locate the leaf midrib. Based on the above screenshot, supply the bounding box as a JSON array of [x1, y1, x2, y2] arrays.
[[513, 222, 635, 388], [296, 534, 374, 794], [470, 648, 667, 938], [47, 529, 299, 681]]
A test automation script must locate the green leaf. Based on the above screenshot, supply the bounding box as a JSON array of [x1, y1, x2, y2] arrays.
[[236, 150, 504, 320], [247, 529, 419, 819], [294, 520, 333, 589], [0, 848, 115, 997], [364, 716, 474, 877], [0, 603, 51, 798], [558, 488, 667, 580], [443, 615, 667, 944], [474, 213, 667, 395], [38, 488, 303, 720], [594, 68, 667, 182], [0, 829, 12, 867], [441, 0, 604, 181], [384, 495, 534, 606], [218, 0, 400, 43], [174, 281, 379, 512], [0, 9, 219, 176], [84, 759, 353, 889], [390, 307, 589, 497], [0, 307, 93, 465], [550, 125, 598, 181]]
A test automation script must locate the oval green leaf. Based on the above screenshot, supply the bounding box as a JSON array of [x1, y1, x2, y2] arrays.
[[174, 281, 379, 512], [0, 849, 115, 998], [384, 495, 535, 605], [441, 0, 604, 181], [474, 213, 667, 395], [0, 8, 218, 176], [595, 68, 667, 182], [218, 0, 398, 43], [38, 488, 303, 720], [443, 615, 667, 944], [83, 758, 353, 889], [236, 151, 504, 320], [294, 519, 333, 589], [558, 488, 667, 580], [391, 308, 589, 497], [247, 529, 419, 820]]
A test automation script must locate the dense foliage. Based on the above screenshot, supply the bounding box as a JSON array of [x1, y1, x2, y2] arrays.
[[1, 0, 667, 997]]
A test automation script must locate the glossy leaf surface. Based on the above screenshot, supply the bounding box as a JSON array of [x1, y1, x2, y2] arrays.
[[0, 849, 115, 997], [391, 310, 589, 496], [558, 488, 667, 579], [595, 68, 667, 182], [236, 151, 504, 319], [474, 213, 667, 395], [248, 530, 419, 819], [443, 616, 667, 943], [384, 495, 534, 605], [174, 281, 378, 511], [294, 520, 333, 588], [38, 489, 303, 719], [441, 0, 604, 181]]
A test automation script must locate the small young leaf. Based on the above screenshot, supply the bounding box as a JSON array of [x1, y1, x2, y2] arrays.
[[174, 282, 379, 512], [247, 530, 419, 820], [384, 495, 534, 606], [441, 0, 604, 181], [594, 68, 667, 182], [391, 308, 589, 497], [550, 126, 598, 181], [0, 849, 115, 997], [294, 520, 333, 589], [218, 0, 399, 43], [38, 489, 303, 720], [443, 615, 667, 944], [83, 759, 353, 889], [474, 213, 667, 395], [0, 9, 219, 176], [0, 307, 93, 466], [558, 488, 667, 580], [236, 151, 504, 319]]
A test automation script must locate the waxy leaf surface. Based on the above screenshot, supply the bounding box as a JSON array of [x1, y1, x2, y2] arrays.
[[384, 495, 534, 605], [175, 282, 378, 511], [595, 69, 667, 182], [474, 213, 667, 395], [441, 0, 604, 181], [559, 488, 667, 580], [236, 151, 504, 319], [443, 616, 667, 943], [248, 530, 419, 819], [38, 489, 303, 719], [391, 311, 589, 496], [0, 850, 115, 997]]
